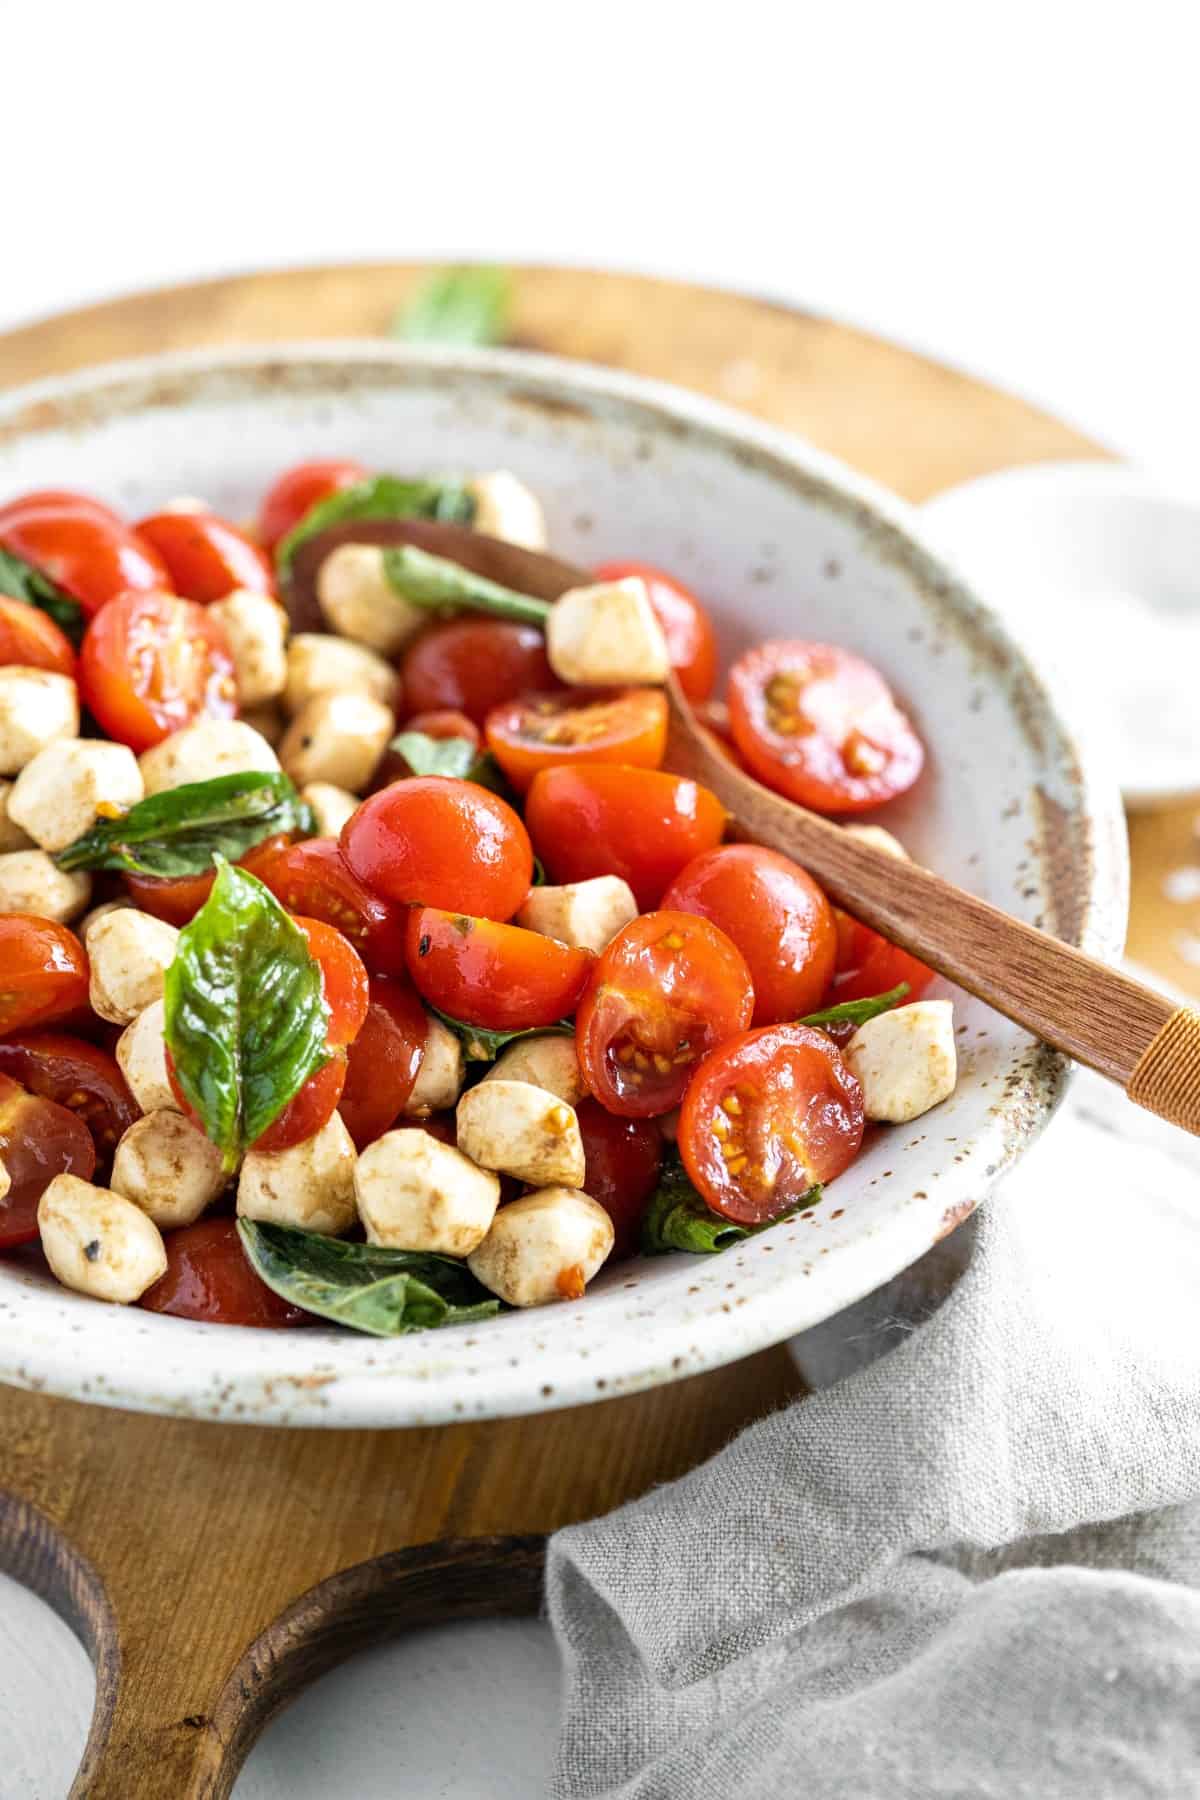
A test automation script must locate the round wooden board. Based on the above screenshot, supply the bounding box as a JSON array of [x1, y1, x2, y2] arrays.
[[0, 265, 1189, 1797]]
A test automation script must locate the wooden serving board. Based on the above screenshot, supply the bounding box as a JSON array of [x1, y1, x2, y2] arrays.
[[0, 265, 1191, 1797]]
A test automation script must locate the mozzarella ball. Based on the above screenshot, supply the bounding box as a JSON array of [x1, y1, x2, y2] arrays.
[[208, 589, 288, 706], [139, 718, 280, 795], [842, 823, 909, 860], [8, 739, 143, 853], [79, 897, 134, 945], [239, 701, 287, 748], [279, 690, 393, 792], [516, 875, 637, 955], [456, 1080, 585, 1188], [545, 579, 670, 687], [844, 1000, 957, 1124], [38, 1173, 167, 1304], [0, 780, 33, 852], [483, 1034, 585, 1106], [284, 632, 397, 715], [237, 1111, 358, 1235], [111, 1109, 227, 1228], [0, 668, 79, 776], [354, 1127, 500, 1255], [300, 782, 359, 838], [402, 1014, 466, 1116], [87, 908, 179, 1025], [159, 495, 211, 514], [0, 850, 90, 921], [0, 1160, 9, 1205], [466, 470, 548, 551], [116, 999, 177, 1114], [315, 548, 426, 657], [467, 1187, 614, 1308]]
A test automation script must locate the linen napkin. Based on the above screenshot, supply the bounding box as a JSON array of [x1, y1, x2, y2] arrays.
[[547, 1068, 1200, 1798]]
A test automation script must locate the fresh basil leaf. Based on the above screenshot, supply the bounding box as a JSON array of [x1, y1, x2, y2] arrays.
[[163, 860, 330, 1171], [429, 1006, 573, 1064], [275, 474, 476, 579], [530, 855, 547, 887], [388, 730, 479, 781], [238, 1221, 500, 1335], [798, 982, 910, 1031], [641, 1149, 822, 1255], [0, 546, 85, 642], [393, 265, 512, 346], [381, 544, 549, 627], [460, 748, 518, 803], [56, 771, 314, 877]]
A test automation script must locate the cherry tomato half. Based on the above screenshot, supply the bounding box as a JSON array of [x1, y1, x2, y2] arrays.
[[140, 1217, 308, 1326], [0, 917, 89, 1036], [405, 909, 594, 1031], [576, 911, 754, 1118], [79, 589, 237, 752], [594, 561, 718, 702], [338, 974, 427, 1149], [0, 596, 76, 676], [400, 618, 560, 725], [525, 765, 726, 910], [0, 1033, 137, 1159], [678, 1023, 864, 1223], [484, 688, 668, 795], [257, 459, 368, 554], [727, 640, 925, 814], [0, 1071, 97, 1248], [124, 834, 292, 926], [663, 845, 836, 1026], [831, 910, 934, 1006], [292, 916, 369, 1048], [342, 777, 532, 921], [576, 1099, 662, 1259], [136, 510, 274, 603], [251, 838, 408, 977], [0, 504, 170, 619]]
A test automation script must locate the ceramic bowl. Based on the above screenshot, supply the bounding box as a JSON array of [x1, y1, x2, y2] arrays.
[[0, 345, 1127, 1426]]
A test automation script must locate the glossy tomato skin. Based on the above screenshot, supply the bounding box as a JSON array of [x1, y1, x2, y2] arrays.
[[405, 909, 594, 1031], [140, 1218, 308, 1326], [400, 618, 560, 726], [831, 911, 934, 1005], [484, 688, 668, 794], [0, 1071, 97, 1247], [342, 777, 533, 921], [251, 1054, 347, 1153], [79, 589, 237, 752], [0, 597, 76, 676], [124, 834, 292, 926], [136, 510, 274, 603], [525, 765, 726, 910], [593, 561, 718, 701], [338, 974, 427, 1148], [0, 490, 124, 530], [576, 911, 754, 1118], [0, 1033, 137, 1160], [292, 916, 369, 1048], [251, 838, 408, 977], [0, 917, 89, 1036], [257, 459, 368, 553], [0, 504, 170, 618], [678, 1023, 863, 1224], [663, 845, 837, 1025], [727, 640, 925, 814], [403, 709, 481, 745], [575, 1099, 662, 1259]]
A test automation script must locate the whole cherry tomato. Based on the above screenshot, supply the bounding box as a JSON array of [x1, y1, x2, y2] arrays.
[[338, 974, 427, 1148], [0, 503, 170, 618], [124, 834, 293, 926], [399, 618, 560, 725], [0, 917, 89, 1036], [678, 1023, 863, 1223], [576, 911, 754, 1118], [136, 510, 274, 603], [257, 459, 368, 553], [575, 1099, 662, 1259], [0, 490, 124, 530], [484, 688, 668, 794], [0, 1033, 137, 1159], [251, 838, 408, 977], [403, 709, 481, 745], [594, 560, 718, 701], [525, 765, 726, 910], [0, 597, 76, 676], [342, 777, 533, 921], [79, 590, 237, 752], [404, 909, 593, 1031], [831, 910, 934, 1005], [662, 845, 836, 1025], [251, 1054, 347, 1154], [0, 1071, 96, 1248], [140, 1217, 308, 1326], [292, 916, 369, 1048], [727, 640, 924, 814]]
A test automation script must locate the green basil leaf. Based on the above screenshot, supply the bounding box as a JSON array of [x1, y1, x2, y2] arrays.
[[56, 771, 314, 877], [393, 265, 512, 346], [641, 1149, 822, 1255], [387, 730, 479, 781], [275, 474, 476, 579], [238, 1221, 500, 1335], [530, 855, 547, 887], [798, 982, 910, 1031], [0, 546, 85, 642], [381, 544, 549, 627], [163, 860, 330, 1171], [429, 1005, 573, 1064], [460, 748, 518, 803]]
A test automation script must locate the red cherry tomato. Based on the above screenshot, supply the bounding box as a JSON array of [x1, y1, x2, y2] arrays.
[[0, 597, 76, 676], [403, 709, 481, 745], [662, 845, 836, 1026], [525, 765, 726, 910], [484, 688, 669, 795], [257, 459, 368, 553], [594, 561, 718, 701], [678, 1024, 864, 1223], [575, 1099, 662, 1259], [140, 1217, 308, 1326], [251, 838, 408, 977], [0, 490, 124, 530], [292, 916, 369, 1048], [727, 640, 925, 814], [0, 917, 89, 1036], [405, 909, 594, 1031], [124, 833, 293, 926], [831, 910, 934, 1006], [79, 589, 236, 752], [576, 911, 754, 1119], [399, 618, 560, 725], [0, 1071, 97, 1248], [135, 510, 274, 603], [338, 974, 428, 1149], [342, 777, 533, 921], [0, 504, 170, 619], [250, 1053, 348, 1154], [0, 1033, 137, 1160]]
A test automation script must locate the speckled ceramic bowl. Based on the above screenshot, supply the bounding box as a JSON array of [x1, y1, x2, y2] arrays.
[[0, 345, 1127, 1426]]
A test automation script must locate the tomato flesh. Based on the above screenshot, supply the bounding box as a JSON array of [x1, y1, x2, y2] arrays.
[[79, 589, 237, 752], [485, 688, 668, 794], [593, 560, 718, 701], [0, 504, 170, 618], [251, 838, 408, 977], [0, 597, 76, 676], [258, 459, 368, 553], [342, 777, 532, 921], [832, 910, 935, 1005], [124, 834, 292, 926], [0, 1033, 137, 1160], [575, 1099, 662, 1259], [0, 1071, 97, 1247], [136, 510, 274, 603], [526, 765, 726, 910], [399, 618, 560, 725], [140, 1218, 308, 1326], [0, 917, 89, 1036], [405, 909, 594, 1031], [338, 974, 427, 1148]]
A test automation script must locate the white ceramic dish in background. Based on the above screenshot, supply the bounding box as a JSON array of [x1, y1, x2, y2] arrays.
[[0, 346, 1127, 1427], [921, 459, 1200, 810]]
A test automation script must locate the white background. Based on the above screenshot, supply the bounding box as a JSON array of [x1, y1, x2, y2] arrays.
[[2, 1, 1199, 1792]]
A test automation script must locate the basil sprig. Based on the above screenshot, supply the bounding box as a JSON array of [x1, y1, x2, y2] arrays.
[[0, 546, 85, 641], [381, 545, 550, 627], [641, 1150, 822, 1256], [56, 771, 314, 878], [163, 860, 330, 1171], [393, 265, 512, 346], [798, 982, 910, 1032], [430, 1006, 573, 1064], [275, 474, 476, 579], [238, 1221, 500, 1335]]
